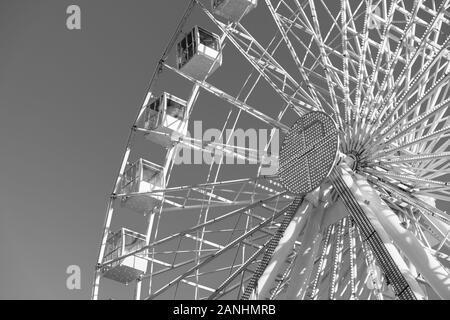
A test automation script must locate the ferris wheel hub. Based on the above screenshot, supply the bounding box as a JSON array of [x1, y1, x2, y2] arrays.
[[343, 153, 358, 171], [278, 111, 339, 195]]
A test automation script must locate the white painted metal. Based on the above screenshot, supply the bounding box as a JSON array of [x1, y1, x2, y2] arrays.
[[101, 228, 148, 284], [93, 0, 450, 300], [352, 172, 450, 299], [255, 192, 315, 299], [338, 165, 427, 300], [212, 0, 257, 22], [120, 159, 165, 214], [177, 26, 222, 81], [141, 92, 188, 147], [285, 201, 325, 300]]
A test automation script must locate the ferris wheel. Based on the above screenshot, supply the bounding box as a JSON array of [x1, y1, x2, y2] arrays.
[[92, 0, 450, 300]]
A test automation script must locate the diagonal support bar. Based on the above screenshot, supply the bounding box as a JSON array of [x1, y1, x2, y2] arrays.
[[240, 196, 307, 300], [330, 165, 421, 300]]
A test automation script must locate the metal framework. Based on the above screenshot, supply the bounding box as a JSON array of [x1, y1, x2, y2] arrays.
[[92, 0, 450, 300]]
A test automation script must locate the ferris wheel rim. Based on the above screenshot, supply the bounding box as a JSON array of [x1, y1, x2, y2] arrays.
[[93, 0, 450, 301]]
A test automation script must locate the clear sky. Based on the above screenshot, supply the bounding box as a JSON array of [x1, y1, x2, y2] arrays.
[[0, 0, 191, 299]]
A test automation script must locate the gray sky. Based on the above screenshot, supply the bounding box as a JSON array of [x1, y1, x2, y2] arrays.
[[0, 0, 190, 299]]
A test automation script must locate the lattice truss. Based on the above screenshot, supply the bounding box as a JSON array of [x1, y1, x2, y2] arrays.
[[92, 0, 450, 300]]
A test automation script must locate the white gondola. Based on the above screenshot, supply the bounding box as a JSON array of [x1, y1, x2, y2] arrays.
[[101, 228, 147, 284], [141, 92, 187, 147], [212, 0, 257, 22], [177, 26, 222, 81], [120, 158, 165, 214]]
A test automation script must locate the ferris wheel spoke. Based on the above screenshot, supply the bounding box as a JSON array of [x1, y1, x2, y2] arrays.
[[264, 0, 323, 109], [294, 0, 345, 127], [361, 1, 446, 129], [373, 34, 450, 129], [373, 152, 450, 166], [100, 192, 288, 266], [164, 63, 290, 131], [415, 191, 450, 203], [336, 245, 365, 299], [197, 2, 318, 112], [272, 6, 374, 112], [265, 6, 351, 113], [176, 135, 279, 167], [328, 219, 345, 299], [113, 234, 270, 296], [213, 274, 255, 299], [266, 2, 344, 89], [207, 239, 269, 299], [373, 55, 450, 136], [392, 47, 450, 118], [377, 74, 450, 141], [365, 168, 450, 188], [370, 1, 424, 125], [372, 99, 450, 152], [418, 213, 450, 248], [149, 225, 278, 297], [332, 223, 366, 299], [276, 2, 375, 76], [416, 115, 450, 154], [372, 127, 450, 160], [116, 176, 287, 210], [284, 200, 326, 299], [185, 264, 249, 280], [352, 1, 371, 112], [144, 200, 294, 300], [293, 1, 346, 88], [358, 0, 400, 122], [307, 224, 334, 299], [368, 177, 450, 224], [231, 21, 319, 109], [340, 0, 351, 124], [369, 0, 424, 102], [146, 238, 265, 279]]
